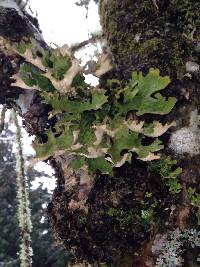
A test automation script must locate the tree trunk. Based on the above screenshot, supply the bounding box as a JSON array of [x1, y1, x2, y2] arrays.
[[1, 1, 200, 266]]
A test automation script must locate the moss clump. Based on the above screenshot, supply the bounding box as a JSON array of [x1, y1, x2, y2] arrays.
[[48, 162, 175, 266], [148, 156, 182, 195], [100, 0, 200, 76], [107, 206, 154, 228]]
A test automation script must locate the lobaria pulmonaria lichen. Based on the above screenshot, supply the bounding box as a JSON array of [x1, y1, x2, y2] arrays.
[[10, 39, 182, 266], [11, 40, 177, 176]]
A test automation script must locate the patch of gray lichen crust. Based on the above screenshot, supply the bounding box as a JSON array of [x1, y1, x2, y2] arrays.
[[169, 109, 200, 156]]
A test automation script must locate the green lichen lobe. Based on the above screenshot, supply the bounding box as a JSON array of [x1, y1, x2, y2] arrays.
[[33, 68, 176, 175], [100, 0, 200, 75], [13, 41, 178, 177]]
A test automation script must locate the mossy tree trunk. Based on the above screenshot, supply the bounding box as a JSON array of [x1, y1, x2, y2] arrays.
[[1, 1, 200, 266]]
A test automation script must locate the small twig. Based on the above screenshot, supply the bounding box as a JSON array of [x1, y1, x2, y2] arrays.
[[71, 34, 103, 52], [0, 106, 7, 134], [28, 6, 34, 15], [16, 0, 29, 10], [152, 0, 159, 10], [22, 0, 29, 10]]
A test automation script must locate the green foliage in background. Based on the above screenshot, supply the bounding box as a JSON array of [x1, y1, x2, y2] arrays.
[[0, 123, 69, 267]]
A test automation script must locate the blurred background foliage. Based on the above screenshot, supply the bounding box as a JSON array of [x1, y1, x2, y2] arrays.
[[0, 114, 70, 267]]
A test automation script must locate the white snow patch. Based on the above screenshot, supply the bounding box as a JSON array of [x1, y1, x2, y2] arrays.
[[84, 74, 99, 86]]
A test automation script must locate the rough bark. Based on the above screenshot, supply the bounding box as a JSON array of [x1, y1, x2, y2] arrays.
[[1, 1, 200, 267]]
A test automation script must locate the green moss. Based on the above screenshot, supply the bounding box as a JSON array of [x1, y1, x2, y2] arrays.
[[136, 38, 162, 55], [108, 204, 155, 228], [148, 156, 182, 195], [108, 208, 135, 227], [188, 187, 200, 208], [187, 187, 200, 225], [100, 0, 200, 75]]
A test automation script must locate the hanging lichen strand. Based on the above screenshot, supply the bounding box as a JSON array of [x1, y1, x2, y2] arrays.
[[13, 110, 33, 267]]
